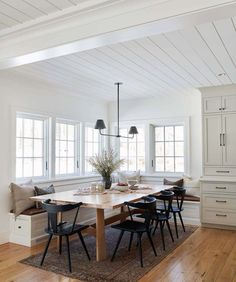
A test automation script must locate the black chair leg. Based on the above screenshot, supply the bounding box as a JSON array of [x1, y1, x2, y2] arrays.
[[136, 232, 143, 247], [166, 220, 174, 242], [66, 235, 72, 273], [59, 236, 62, 254], [138, 233, 143, 267], [178, 212, 185, 232], [78, 232, 90, 260], [160, 221, 165, 250], [40, 234, 53, 266], [128, 232, 134, 251], [111, 230, 124, 262], [147, 231, 157, 256], [153, 220, 159, 235], [173, 212, 179, 239]]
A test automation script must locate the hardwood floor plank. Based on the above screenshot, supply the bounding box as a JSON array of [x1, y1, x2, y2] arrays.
[[0, 228, 236, 282]]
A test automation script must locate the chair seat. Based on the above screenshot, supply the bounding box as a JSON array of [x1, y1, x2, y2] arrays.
[[171, 206, 184, 212], [45, 222, 88, 235], [111, 220, 151, 233], [155, 212, 172, 221]]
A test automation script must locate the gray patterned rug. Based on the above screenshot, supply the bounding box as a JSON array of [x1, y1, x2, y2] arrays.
[[21, 225, 198, 282]]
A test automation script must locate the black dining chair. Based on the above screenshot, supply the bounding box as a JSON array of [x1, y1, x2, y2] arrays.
[[40, 199, 90, 272], [171, 187, 186, 238], [111, 196, 157, 267], [149, 191, 174, 250]]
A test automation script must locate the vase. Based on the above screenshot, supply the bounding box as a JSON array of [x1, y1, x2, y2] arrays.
[[102, 176, 112, 189]]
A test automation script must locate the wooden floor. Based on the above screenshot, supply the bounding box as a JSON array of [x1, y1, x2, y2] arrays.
[[0, 227, 236, 282]]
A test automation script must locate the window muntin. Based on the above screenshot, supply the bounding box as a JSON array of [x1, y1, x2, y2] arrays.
[[155, 125, 184, 173], [16, 114, 48, 179], [84, 126, 101, 173], [119, 127, 145, 171], [55, 121, 78, 176]]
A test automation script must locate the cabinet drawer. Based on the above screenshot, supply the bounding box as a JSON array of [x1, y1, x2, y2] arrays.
[[202, 194, 236, 209], [13, 218, 30, 236], [202, 208, 236, 226], [204, 167, 236, 176], [201, 182, 236, 193]]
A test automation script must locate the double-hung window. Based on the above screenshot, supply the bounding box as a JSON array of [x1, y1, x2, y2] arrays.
[[154, 125, 184, 173], [16, 113, 48, 179], [84, 125, 102, 173], [119, 127, 145, 171], [55, 120, 79, 176]]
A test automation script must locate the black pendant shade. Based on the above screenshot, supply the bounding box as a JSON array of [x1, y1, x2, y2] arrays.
[[129, 126, 138, 135], [94, 82, 138, 139], [95, 119, 106, 130]]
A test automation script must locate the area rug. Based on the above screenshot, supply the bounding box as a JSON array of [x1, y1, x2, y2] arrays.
[[21, 225, 198, 282]]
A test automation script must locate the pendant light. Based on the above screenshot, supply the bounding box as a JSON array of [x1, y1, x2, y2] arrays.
[[94, 82, 138, 138]]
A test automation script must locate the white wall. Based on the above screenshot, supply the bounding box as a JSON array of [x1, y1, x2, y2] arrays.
[[0, 70, 107, 244], [108, 89, 202, 179]]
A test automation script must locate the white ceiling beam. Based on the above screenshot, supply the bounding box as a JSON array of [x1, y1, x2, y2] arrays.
[[0, 0, 236, 69]]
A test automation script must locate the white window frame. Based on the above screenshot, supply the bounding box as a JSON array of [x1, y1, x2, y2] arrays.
[[112, 122, 146, 172], [83, 123, 104, 175], [150, 117, 190, 176], [55, 119, 80, 178], [15, 112, 49, 181]]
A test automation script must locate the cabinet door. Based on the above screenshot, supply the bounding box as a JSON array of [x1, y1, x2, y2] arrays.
[[203, 97, 222, 114], [222, 96, 236, 113], [222, 114, 236, 166], [204, 115, 222, 166]]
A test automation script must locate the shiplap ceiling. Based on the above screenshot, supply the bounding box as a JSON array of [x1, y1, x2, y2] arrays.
[[0, 0, 122, 32], [10, 16, 236, 101]]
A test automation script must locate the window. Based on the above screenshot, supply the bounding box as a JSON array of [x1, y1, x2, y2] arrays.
[[55, 121, 79, 176], [119, 127, 145, 171], [84, 126, 101, 173], [16, 113, 48, 179], [154, 125, 184, 173]]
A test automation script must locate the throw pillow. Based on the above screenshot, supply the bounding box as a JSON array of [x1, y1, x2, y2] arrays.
[[118, 170, 141, 183], [34, 184, 55, 208], [9, 183, 36, 216], [183, 178, 200, 197], [163, 178, 184, 187]]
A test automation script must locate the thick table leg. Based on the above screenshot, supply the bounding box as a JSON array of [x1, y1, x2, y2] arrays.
[[96, 208, 106, 261]]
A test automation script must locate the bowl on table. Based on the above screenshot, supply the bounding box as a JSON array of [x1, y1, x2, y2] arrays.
[[114, 182, 129, 192], [128, 180, 138, 188]]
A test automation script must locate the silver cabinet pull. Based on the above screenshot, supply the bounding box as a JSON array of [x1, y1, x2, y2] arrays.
[[216, 200, 227, 203], [215, 186, 227, 189], [216, 171, 230, 173], [216, 214, 227, 217], [223, 133, 226, 146], [220, 134, 222, 146]]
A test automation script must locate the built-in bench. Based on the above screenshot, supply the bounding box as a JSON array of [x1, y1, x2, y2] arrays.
[[9, 176, 200, 247]]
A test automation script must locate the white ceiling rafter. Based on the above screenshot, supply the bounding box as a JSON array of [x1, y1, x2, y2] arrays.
[[0, 3, 235, 101]]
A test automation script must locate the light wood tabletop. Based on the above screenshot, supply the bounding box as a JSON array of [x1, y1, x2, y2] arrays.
[[31, 184, 170, 261]]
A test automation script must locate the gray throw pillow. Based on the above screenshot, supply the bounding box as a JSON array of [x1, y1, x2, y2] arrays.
[[163, 178, 184, 187], [9, 183, 36, 216], [34, 185, 55, 208]]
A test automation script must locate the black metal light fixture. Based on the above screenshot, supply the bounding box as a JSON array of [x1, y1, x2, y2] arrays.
[[94, 82, 138, 138]]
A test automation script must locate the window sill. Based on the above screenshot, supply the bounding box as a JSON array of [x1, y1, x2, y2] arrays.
[[16, 174, 101, 186]]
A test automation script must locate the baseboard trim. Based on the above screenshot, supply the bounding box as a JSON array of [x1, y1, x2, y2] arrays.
[[0, 231, 9, 245]]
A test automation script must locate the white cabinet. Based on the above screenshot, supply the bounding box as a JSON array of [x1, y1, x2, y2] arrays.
[[203, 94, 236, 176], [203, 113, 236, 169], [204, 115, 222, 166], [203, 95, 236, 114], [222, 114, 236, 166], [201, 179, 236, 228], [203, 96, 222, 114]]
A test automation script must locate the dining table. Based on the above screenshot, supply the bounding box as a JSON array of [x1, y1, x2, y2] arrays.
[[31, 184, 170, 262]]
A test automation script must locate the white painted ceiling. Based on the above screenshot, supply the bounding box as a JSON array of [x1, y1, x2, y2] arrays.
[[0, 0, 122, 33], [2, 5, 236, 101]]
